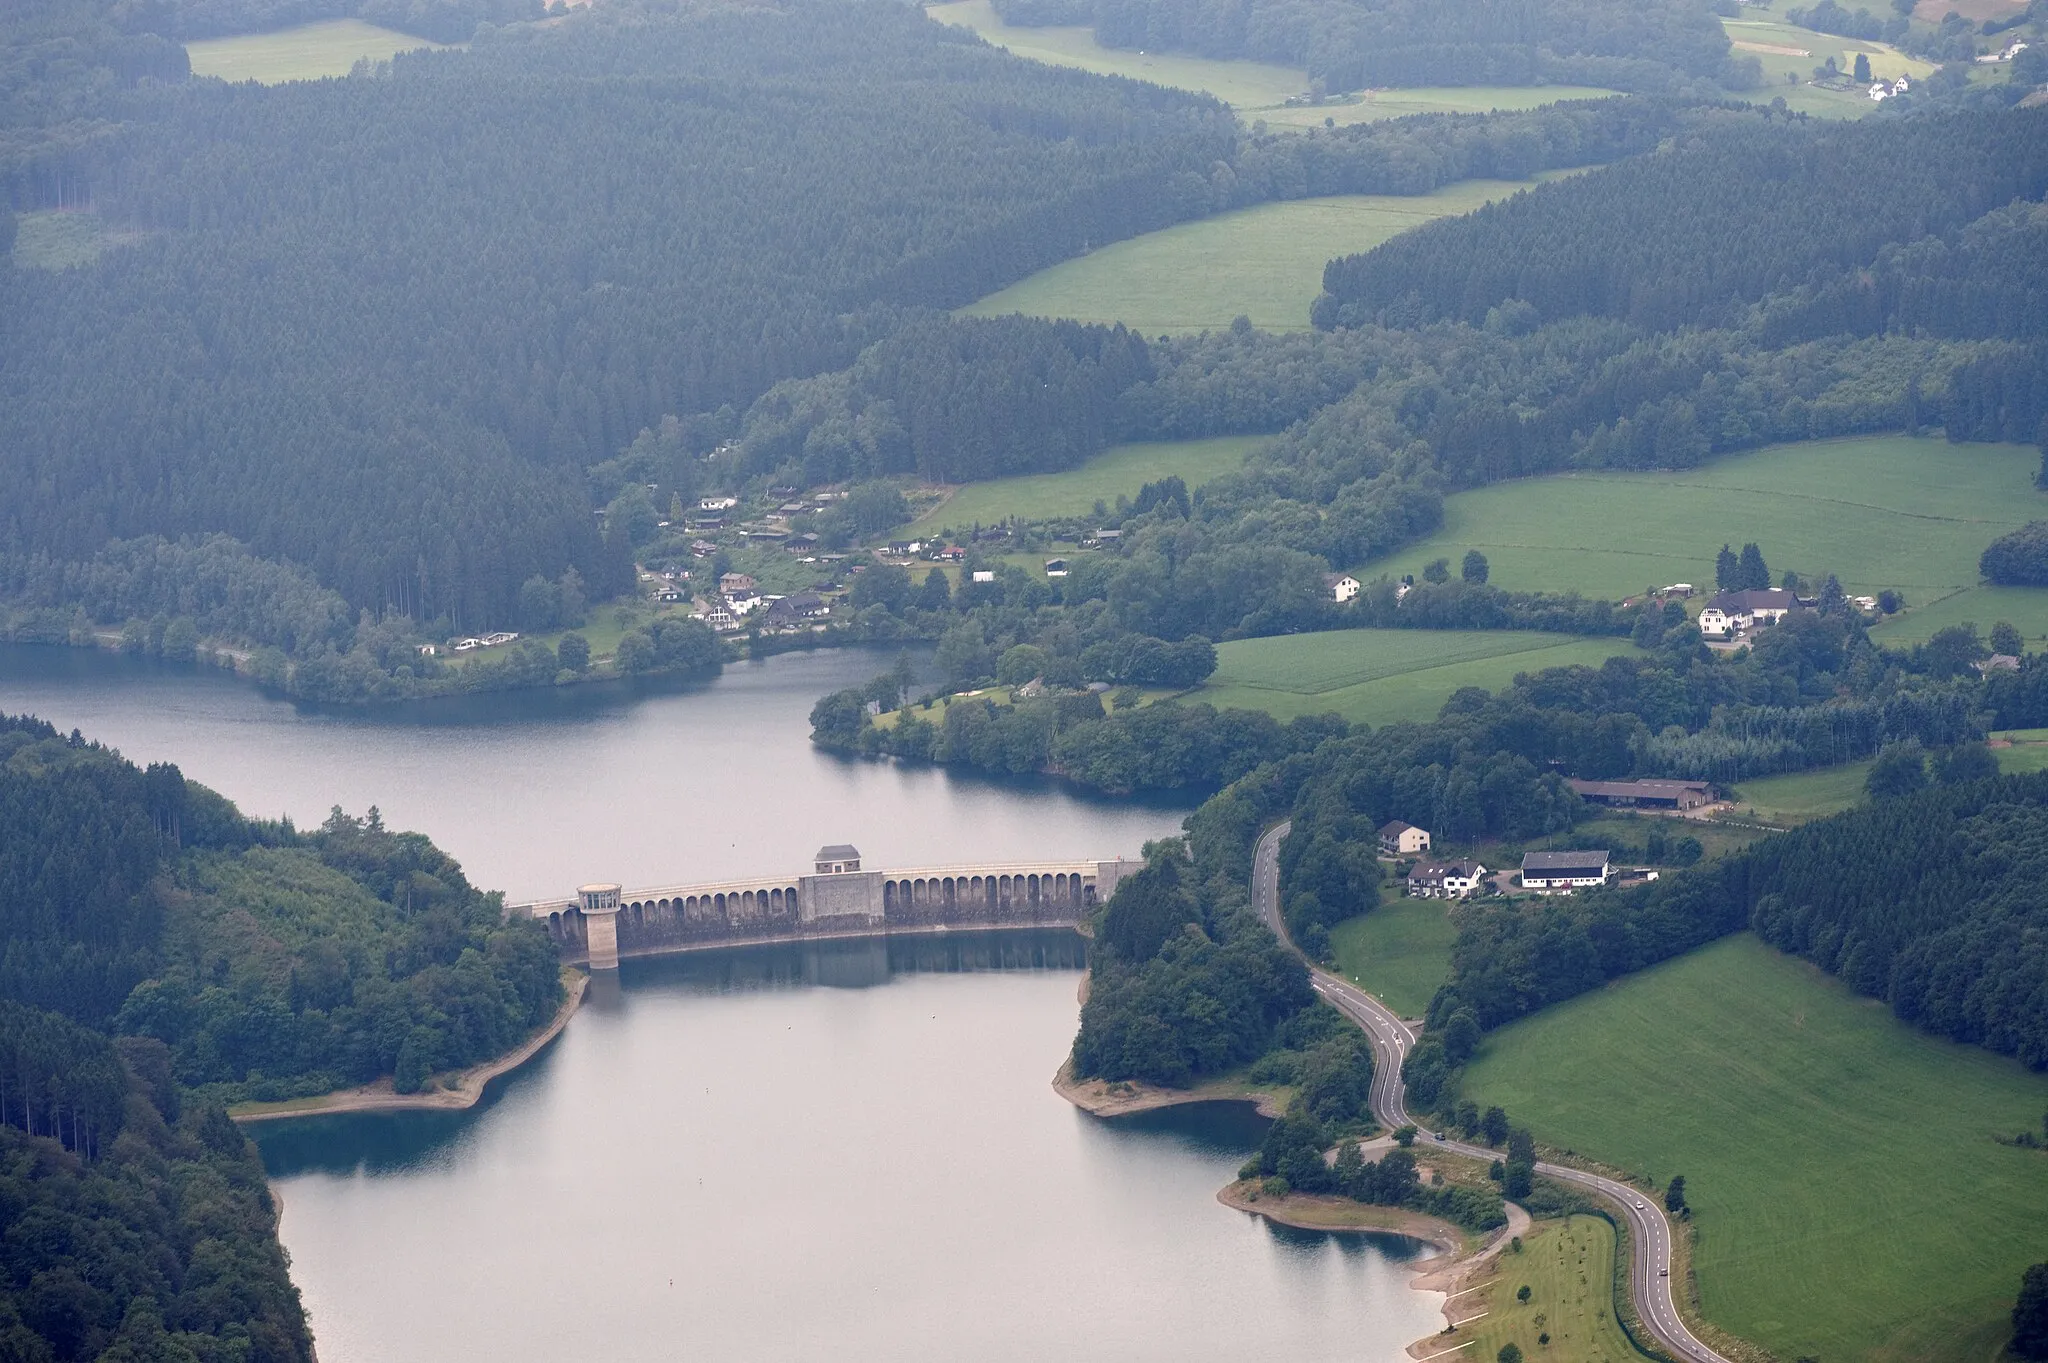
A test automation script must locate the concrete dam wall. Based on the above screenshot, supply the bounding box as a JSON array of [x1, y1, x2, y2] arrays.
[[513, 849, 1134, 968]]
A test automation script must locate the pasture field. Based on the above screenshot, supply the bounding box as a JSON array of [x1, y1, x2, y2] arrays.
[[906, 435, 1265, 534], [1727, 760, 1873, 824], [185, 19, 449, 83], [1193, 629, 1638, 726], [1461, 1215, 1642, 1363], [1329, 899, 1456, 1019], [8, 211, 143, 270], [1722, 3, 1933, 117], [1370, 435, 2044, 618], [1866, 582, 2048, 647], [928, 0, 1615, 125], [962, 180, 1549, 334], [1460, 933, 2048, 1363]]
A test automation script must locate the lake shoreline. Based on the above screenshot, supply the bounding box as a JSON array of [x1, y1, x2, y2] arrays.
[[230, 971, 588, 1124], [1050, 1056, 1289, 1119]]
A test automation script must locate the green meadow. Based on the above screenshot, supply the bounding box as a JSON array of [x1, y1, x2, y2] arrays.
[[1463, 1215, 1642, 1363], [1727, 761, 1874, 824], [906, 435, 1264, 534], [1369, 435, 2047, 635], [1193, 629, 1638, 726], [1720, 1, 1937, 117], [1461, 933, 2048, 1363], [185, 19, 450, 83], [1329, 898, 1457, 1019], [928, 0, 1614, 126], [962, 180, 1550, 334]]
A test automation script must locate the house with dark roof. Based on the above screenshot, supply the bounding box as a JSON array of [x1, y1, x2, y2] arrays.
[[1408, 860, 1487, 899], [1521, 850, 1610, 893], [1378, 820, 1431, 856], [1697, 588, 1804, 639], [1567, 778, 1714, 811], [814, 844, 862, 873]]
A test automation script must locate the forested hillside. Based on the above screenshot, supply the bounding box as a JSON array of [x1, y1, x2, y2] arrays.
[[0, 0, 1232, 629], [0, 1005, 312, 1363], [990, 0, 1748, 93], [1316, 110, 2048, 333], [0, 714, 563, 1100]]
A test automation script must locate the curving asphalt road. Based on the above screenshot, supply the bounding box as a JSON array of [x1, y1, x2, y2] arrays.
[[1251, 823, 1732, 1363]]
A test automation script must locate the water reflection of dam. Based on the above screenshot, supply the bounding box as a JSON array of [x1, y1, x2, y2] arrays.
[[512, 844, 1133, 968]]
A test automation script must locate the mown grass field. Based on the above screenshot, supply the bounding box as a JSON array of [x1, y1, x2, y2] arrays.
[[961, 181, 1552, 334], [1370, 435, 2046, 633], [1194, 629, 1638, 726], [1727, 760, 1875, 824], [1463, 1215, 1642, 1363], [929, 0, 1614, 126], [185, 19, 449, 83], [906, 435, 1264, 534], [1461, 933, 2048, 1363], [1329, 899, 1456, 1019]]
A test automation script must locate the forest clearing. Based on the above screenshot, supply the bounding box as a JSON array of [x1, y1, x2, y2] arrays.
[[928, 0, 1614, 126], [184, 18, 450, 81], [960, 179, 1557, 334], [904, 436, 1264, 533], [1461, 934, 2048, 1363]]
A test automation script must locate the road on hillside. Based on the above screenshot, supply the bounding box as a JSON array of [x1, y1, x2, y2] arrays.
[[1251, 823, 1733, 1363]]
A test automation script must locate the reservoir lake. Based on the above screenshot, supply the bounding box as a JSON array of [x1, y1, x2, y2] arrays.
[[0, 645, 1446, 1362]]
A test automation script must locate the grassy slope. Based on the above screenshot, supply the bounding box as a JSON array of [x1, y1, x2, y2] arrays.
[[1369, 435, 2046, 630], [1465, 1215, 1643, 1363], [1193, 629, 1638, 726], [928, 0, 1614, 126], [1461, 934, 2048, 1363], [1728, 741, 2048, 824], [905, 436, 1264, 534], [961, 181, 1552, 334], [185, 19, 449, 83], [1727, 760, 1876, 824], [1329, 899, 1456, 1018]]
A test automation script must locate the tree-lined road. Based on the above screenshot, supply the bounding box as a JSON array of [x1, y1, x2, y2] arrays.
[[1251, 823, 1733, 1363]]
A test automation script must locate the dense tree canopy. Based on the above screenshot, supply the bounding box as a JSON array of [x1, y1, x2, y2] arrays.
[[0, 716, 564, 1099], [0, 1006, 312, 1363], [991, 0, 1747, 93], [1317, 111, 2048, 334]]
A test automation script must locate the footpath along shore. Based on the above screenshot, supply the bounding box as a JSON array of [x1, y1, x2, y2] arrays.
[[230, 970, 588, 1123]]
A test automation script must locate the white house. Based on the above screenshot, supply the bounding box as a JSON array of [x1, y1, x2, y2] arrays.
[[1408, 860, 1487, 899], [971, 570, 996, 583], [1698, 588, 1804, 639], [1326, 573, 1361, 603], [1378, 820, 1432, 856], [1521, 849, 1610, 893], [699, 496, 739, 512]]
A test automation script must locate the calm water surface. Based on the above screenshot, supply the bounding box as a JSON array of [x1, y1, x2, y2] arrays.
[[256, 937, 1445, 1363], [0, 647, 1444, 1361], [0, 645, 1184, 899]]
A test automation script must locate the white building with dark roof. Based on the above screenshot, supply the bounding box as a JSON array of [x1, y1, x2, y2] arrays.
[[1521, 849, 1611, 893], [1408, 860, 1488, 899]]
